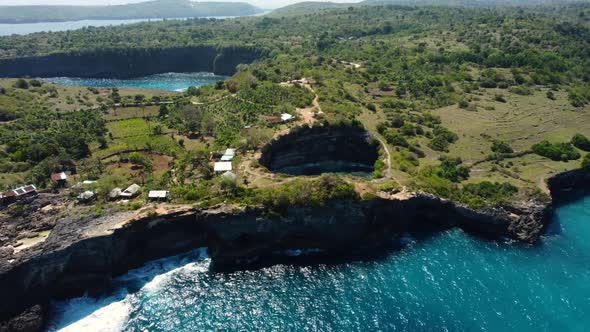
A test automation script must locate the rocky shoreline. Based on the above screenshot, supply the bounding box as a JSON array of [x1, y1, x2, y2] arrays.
[[1, 169, 587, 331]]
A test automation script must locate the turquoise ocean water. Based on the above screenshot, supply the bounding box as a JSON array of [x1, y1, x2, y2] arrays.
[[47, 193, 590, 331], [43, 72, 227, 92]]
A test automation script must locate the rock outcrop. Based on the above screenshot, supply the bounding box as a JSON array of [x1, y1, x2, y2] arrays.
[[0, 191, 551, 331], [0, 46, 264, 78]]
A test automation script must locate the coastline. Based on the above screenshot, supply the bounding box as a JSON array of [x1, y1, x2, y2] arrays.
[[0, 172, 575, 331]]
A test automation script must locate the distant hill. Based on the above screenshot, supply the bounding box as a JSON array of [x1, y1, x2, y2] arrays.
[[271, 2, 348, 15], [361, 0, 585, 7], [272, 0, 585, 14], [0, 0, 263, 24]]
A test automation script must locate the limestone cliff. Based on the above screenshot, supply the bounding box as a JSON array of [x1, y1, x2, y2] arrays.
[[0, 192, 550, 331], [0, 46, 264, 78]]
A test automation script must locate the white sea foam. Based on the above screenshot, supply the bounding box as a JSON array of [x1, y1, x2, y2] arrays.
[[49, 248, 210, 332], [279, 248, 323, 257], [52, 294, 132, 332]]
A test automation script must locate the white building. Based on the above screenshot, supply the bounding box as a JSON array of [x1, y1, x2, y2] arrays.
[[214, 162, 233, 173]]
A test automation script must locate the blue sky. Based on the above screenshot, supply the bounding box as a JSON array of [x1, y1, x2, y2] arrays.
[[0, 0, 359, 10]]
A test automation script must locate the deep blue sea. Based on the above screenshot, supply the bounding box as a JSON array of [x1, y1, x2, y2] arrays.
[[47, 194, 590, 332], [43, 72, 227, 92]]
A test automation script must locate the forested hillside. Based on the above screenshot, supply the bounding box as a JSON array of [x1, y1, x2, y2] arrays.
[[0, 2, 588, 207], [0, 0, 262, 24]]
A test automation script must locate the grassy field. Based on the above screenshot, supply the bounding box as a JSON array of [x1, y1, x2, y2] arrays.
[[104, 105, 161, 121], [356, 80, 590, 191]]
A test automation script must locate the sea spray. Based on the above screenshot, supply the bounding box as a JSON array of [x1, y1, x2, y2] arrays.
[[48, 248, 210, 332]]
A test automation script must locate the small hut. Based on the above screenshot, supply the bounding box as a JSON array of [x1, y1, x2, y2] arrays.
[[148, 190, 169, 202], [120, 184, 141, 199]]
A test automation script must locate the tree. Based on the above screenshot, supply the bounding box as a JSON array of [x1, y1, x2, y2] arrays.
[[159, 105, 169, 118], [571, 133, 590, 151], [29, 79, 42, 87], [128, 152, 145, 166], [437, 157, 470, 183], [491, 140, 513, 154], [134, 94, 145, 104], [110, 88, 121, 104], [152, 124, 163, 136], [226, 80, 238, 93], [532, 141, 581, 161], [13, 79, 29, 89], [186, 86, 201, 96]]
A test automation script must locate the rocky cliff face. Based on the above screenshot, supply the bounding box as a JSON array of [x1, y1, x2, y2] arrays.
[[0, 46, 263, 78], [259, 125, 380, 175], [547, 169, 590, 202], [0, 192, 551, 331]]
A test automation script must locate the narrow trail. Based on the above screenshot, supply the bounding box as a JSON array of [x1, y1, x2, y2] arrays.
[[539, 175, 551, 195], [375, 136, 392, 179]]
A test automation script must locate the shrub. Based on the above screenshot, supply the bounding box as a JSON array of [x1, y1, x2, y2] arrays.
[[508, 86, 532, 95], [29, 79, 42, 87], [186, 86, 201, 96], [401, 123, 416, 136], [13, 79, 29, 89], [491, 140, 514, 154], [390, 114, 405, 128], [532, 141, 581, 161], [480, 79, 497, 88], [383, 130, 409, 147], [463, 181, 517, 199], [429, 135, 450, 152], [546, 91, 556, 100], [568, 87, 590, 107], [461, 181, 518, 207], [437, 157, 470, 182], [494, 94, 507, 103], [429, 126, 459, 152], [458, 99, 469, 108], [571, 133, 590, 151]]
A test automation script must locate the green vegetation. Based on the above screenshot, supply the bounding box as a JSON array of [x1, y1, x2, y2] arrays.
[[436, 157, 470, 183], [491, 141, 514, 154], [0, 2, 589, 209], [0, 0, 262, 24], [571, 133, 590, 152], [532, 141, 581, 162], [461, 182, 519, 208]]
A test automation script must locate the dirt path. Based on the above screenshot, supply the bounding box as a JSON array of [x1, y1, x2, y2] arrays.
[[374, 136, 406, 191], [539, 175, 551, 195], [374, 136, 392, 178]]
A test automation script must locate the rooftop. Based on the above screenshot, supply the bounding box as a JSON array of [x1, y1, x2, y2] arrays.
[[214, 162, 233, 172]]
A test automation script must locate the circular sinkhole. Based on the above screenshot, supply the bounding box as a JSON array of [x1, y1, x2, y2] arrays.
[[259, 124, 380, 177]]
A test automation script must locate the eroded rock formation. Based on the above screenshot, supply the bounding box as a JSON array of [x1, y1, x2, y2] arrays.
[[259, 124, 380, 176], [0, 191, 551, 331]]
